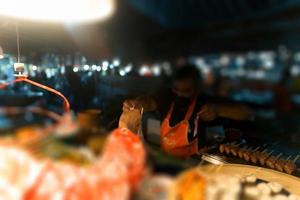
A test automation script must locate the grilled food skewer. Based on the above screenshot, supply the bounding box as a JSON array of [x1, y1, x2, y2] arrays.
[[250, 144, 268, 164], [243, 147, 256, 162], [266, 153, 282, 169], [219, 143, 226, 154], [249, 146, 265, 164], [257, 143, 279, 165], [229, 142, 244, 156], [224, 142, 237, 155], [259, 149, 274, 166], [275, 156, 291, 172], [284, 155, 299, 174], [245, 144, 267, 164], [250, 151, 260, 164], [244, 146, 260, 163], [224, 144, 231, 155], [229, 145, 239, 157], [238, 146, 250, 159]]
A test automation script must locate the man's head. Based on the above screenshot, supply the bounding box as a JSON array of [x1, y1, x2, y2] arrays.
[[172, 64, 201, 98]]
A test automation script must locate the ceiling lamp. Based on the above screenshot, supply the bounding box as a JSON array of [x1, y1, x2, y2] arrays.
[[0, 46, 3, 59], [0, 0, 114, 23]]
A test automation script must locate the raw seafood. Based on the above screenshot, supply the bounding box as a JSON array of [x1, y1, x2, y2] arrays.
[[0, 128, 145, 200]]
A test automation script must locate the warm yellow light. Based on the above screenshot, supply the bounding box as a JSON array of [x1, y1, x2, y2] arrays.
[[0, 0, 114, 23], [0, 46, 3, 59]]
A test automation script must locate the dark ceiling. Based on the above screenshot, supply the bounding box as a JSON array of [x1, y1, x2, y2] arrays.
[[1, 0, 300, 62]]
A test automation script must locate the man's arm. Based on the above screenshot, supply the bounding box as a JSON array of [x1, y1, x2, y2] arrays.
[[199, 103, 252, 121], [123, 95, 158, 112], [217, 104, 253, 121]]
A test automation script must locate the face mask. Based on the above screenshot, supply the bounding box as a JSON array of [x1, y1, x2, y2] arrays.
[[174, 95, 191, 107]]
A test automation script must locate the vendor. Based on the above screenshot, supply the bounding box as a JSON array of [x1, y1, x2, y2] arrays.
[[122, 64, 252, 157]]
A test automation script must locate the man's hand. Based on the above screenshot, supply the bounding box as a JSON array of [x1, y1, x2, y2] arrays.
[[198, 104, 218, 121], [122, 99, 142, 112], [199, 103, 252, 121], [123, 96, 157, 113]]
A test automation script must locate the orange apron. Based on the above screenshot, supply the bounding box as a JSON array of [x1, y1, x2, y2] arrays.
[[160, 97, 199, 157]]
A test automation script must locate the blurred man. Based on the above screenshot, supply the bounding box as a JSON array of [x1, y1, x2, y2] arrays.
[[121, 64, 252, 157]]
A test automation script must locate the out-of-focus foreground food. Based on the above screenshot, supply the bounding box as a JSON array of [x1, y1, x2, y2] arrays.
[[0, 128, 145, 200], [168, 165, 300, 200]]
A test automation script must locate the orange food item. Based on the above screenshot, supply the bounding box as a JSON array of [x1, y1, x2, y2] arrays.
[[0, 128, 146, 200], [16, 126, 43, 144], [175, 170, 206, 200]]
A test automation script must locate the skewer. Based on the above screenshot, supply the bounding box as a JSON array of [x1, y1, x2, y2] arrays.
[[229, 145, 239, 157], [224, 142, 237, 155], [229, 142, 244, 156], [219, 143, 226, 154], [250, 151, 260, 164], [238, 145, 249, 159], [275, 155, 290, 172], [266, 153, 282, 169], [243, 147, 257, 162], [284, 154, 299, 174], [259, 149, 274, 166], [294, 154, 300, 162], [247, 146, 260, 163]]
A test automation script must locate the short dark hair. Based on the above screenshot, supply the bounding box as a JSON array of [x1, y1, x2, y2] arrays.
[[174, 64, 201, 85]]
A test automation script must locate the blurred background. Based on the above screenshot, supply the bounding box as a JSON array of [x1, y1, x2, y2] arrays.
[[1, 0, 300, 145]]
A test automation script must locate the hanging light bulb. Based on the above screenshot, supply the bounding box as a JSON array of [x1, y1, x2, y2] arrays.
[[14, 62, 25, 77], [13, 23, 25, 77], [0, 46, 4, 59], [0, 0, 114, 23]]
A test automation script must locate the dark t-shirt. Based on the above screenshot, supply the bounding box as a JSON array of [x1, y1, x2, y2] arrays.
[[152, 88, 245, 147]]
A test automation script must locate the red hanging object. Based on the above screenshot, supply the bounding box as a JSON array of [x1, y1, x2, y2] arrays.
[[0, 76, 70, 113]]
